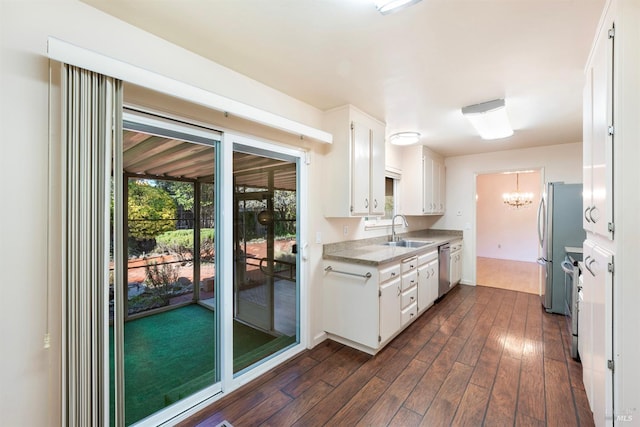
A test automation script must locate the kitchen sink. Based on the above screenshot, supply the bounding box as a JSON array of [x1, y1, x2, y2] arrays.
[[382, 239, 433, 248]]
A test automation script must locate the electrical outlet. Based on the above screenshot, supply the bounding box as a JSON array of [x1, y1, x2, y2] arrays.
[[44, 333, 51, 349]]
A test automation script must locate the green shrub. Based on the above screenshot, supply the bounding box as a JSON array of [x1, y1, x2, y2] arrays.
[[155, 228, 215, 261]]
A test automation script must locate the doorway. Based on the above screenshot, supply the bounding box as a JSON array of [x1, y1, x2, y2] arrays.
[[475, 169, 542, 294]]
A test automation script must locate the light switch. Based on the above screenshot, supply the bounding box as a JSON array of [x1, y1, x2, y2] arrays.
[[315, 231, 322, 244]]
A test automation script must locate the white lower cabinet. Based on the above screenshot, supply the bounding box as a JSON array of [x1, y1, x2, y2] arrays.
[[581, 239, 614, 426], [418, 251, 438, 313], [450, 241, 463, 289], [379, 265, 402, 344], [323, 249, 439, 355], [323, 260, 400, 354]]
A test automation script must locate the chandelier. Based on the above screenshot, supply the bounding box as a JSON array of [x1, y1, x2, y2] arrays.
[[503, 173, 534, 209]]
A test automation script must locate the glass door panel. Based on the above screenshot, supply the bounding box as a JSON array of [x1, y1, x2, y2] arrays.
[[110, 118, 220, 425], [232, 148, 299, 374]]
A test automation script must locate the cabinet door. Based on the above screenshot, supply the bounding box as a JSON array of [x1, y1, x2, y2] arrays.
[[582, 242, 613, 425], [418, 260, 438, 311], [583, 69, 594, 232], [379, 276, 401, 344], [418, 264, 430, 312], [351, 121, 371, 215], [584, 22, 614, 240], [431, 158, 439, 214], [369, 122, 385, 216], [438, 161, 446, 213], [449, 250, 462, 286], [423, 155, 434, 213], [429, 260, 439, 303]]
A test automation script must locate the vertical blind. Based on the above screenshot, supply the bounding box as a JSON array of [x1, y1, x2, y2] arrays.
[[62, 64, 122, 426]]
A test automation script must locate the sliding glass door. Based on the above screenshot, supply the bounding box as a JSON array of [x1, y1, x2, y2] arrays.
[[108, 113, 304, 425], [232, 144, 300, 374]]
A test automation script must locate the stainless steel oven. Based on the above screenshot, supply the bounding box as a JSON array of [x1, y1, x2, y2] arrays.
[[561, 250, 582, 360]]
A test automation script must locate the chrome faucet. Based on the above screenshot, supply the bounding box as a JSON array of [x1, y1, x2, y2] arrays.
[[391, 214, 409, 242]]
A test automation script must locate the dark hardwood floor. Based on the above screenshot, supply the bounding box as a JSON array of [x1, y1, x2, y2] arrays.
[[179, 285, 594, 427]]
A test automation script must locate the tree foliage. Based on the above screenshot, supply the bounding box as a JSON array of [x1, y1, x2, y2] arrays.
[[128, 180, 176, 239], [157, 180, 195, 212]]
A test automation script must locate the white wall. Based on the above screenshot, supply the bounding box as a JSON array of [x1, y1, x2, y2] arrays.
[[0, 1, 327, 425], [435, 142, 582, 285], [476, 171, 541, 262]]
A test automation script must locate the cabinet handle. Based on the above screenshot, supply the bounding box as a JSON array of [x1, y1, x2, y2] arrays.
[[397, 286, 401, 296], [583, 255, 596, 277], [324, 266, 372, 279], [374, 199, 378, 208], [584, 207, 592, 223], [365, 198, 369, 209], [391, 272, 396, 277], [411, 296, 415, 301], [588, 206, 598, 223]]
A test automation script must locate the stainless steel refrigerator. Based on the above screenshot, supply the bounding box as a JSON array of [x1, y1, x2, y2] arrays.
[[537, 182, 585, 314]]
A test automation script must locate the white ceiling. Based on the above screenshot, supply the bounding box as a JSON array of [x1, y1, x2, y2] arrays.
[[81, 0, 605, 157]]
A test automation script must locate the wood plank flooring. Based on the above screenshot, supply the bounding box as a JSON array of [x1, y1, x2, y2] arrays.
[[179, 285, 593, 427]]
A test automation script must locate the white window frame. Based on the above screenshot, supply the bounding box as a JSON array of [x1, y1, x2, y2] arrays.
[[364, 167, 402, 230]]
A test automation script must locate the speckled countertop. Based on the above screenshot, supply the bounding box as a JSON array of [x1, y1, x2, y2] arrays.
[[323, 229, 463, 266]]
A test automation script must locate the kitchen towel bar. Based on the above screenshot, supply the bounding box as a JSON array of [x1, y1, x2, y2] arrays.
[[324, 266, 372, 279]]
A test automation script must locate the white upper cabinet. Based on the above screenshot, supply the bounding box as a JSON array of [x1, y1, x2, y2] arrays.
[[399, 145, 446, 215], [583, 20, 614, 240], [323, 105, 385, 217]]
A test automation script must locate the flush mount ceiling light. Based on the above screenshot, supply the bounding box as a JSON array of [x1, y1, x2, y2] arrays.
[[373, 0, 423, 15], [461, 98, 514, 140], [389, 131, 421, 145]]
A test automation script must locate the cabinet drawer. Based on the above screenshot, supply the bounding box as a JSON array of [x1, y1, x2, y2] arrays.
[[418, 250, 437, 266], [379, 264, 401, 283], [401, 286, 417, 308], [401, 256, 418, 273], [401, 270, 418, 291], [401, 302, 418, 326]]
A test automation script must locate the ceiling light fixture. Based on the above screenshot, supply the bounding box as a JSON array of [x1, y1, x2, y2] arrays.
[[389, 131, 421, 146], [503, 173, 534, 209], [373, 0, 423, 15], [461, 98, 514, 140]]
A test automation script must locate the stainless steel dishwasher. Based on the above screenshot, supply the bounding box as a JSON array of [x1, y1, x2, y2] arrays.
[[438, 243, 451, 298]]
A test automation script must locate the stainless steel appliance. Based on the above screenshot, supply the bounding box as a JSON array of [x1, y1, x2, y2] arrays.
[[438, 243, 450, 298], [537, 182, 586, 314], [562, 248, 582, 359]]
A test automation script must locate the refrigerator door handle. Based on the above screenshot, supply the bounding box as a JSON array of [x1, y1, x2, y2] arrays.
[[537, 196, 546, 248], [537, 257, 549, 266]]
